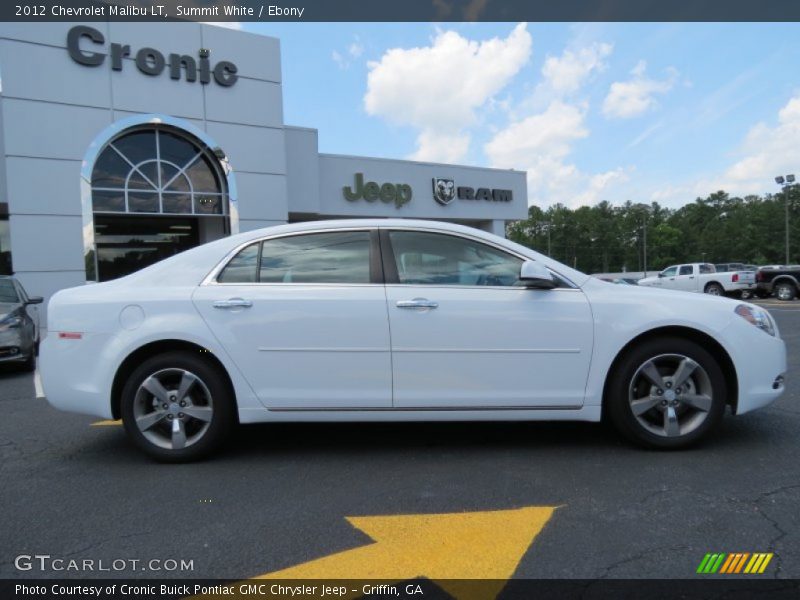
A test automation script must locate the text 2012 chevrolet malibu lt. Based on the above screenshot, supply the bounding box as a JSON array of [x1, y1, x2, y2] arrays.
[[40, 220, 786, 461]]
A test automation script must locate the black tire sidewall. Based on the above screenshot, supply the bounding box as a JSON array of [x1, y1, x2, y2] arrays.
[[607, 337, 727, 449], [121, 351, 235, 462]]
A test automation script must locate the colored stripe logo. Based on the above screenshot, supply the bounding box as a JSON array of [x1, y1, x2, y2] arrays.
[[697, 552, 773, 574]]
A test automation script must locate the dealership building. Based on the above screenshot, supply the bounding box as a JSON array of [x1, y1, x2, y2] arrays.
[[0, 22, 527, 308]]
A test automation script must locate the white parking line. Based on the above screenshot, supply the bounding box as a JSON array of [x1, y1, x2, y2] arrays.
[[33, 368, 44, 399]]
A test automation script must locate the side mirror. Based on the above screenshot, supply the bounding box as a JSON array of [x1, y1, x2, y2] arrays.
[[519, 260, 557, 289], [658, 272, 664, 278], [26, 296, 43, 305]]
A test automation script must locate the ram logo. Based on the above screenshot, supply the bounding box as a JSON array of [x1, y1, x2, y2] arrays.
[[433, 178, 456, 205]]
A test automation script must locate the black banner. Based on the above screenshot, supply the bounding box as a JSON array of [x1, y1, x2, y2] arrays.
[[3, 0, 800, 22], [3, 579, 800, 600]]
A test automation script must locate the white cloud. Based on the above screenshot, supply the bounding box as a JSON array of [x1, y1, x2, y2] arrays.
[[602, 60, 678, 119], [714, 94, 800, 194], [410, 131, 471, 163], [485, 100, 628, 208], [639, 94, 800, 207], [333, 36, 365, 70], [541, 42, 613, 95], [485, 101, 588, 167], [364, 23, 532, 163]]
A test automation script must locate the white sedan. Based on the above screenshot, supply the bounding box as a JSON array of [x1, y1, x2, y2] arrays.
[[41, 220, 786, 461]]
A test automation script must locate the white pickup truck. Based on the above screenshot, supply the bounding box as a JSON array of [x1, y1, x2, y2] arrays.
[[638, 263, 756, 296]]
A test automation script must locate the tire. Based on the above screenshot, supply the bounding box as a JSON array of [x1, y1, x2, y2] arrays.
[[774, 281, 796, 301], [120, 351, 236, 462], [21, 352, 36, 372], [704, 282, 724, 296], [606, 337, 727, 449]]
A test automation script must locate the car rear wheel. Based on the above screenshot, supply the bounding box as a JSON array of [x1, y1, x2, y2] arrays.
[[704, 283, 724, 296], [121, 352, 236, 462], [775, 282, 796, 301], [607, 337, 726, 449]]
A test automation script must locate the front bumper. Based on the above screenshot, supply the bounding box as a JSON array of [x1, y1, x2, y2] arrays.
[[0, 328, 31, 363], [723, 315, 787, 414]]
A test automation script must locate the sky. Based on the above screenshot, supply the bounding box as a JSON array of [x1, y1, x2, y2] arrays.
[[218, 21, 800, 210]]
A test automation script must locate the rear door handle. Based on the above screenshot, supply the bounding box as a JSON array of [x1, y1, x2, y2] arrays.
[[397, 298, 439, 309], [213, 298, 253, 309]]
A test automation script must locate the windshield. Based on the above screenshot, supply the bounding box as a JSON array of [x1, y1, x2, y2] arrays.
[[0, 280, 19, 303]]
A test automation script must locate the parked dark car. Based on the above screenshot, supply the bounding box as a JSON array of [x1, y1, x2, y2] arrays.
[[0, 276, 43, 370], [755, 265, 800, 301]]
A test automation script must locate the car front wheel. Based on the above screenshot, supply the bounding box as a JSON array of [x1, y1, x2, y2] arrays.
[[121, 351, 236, 462], [607, 337, 726, 449]]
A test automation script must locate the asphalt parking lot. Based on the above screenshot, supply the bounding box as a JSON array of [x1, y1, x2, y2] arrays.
[[1, 300, 799, 583]]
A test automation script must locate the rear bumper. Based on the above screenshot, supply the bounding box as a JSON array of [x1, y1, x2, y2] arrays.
[[39, 332, 115, 419]]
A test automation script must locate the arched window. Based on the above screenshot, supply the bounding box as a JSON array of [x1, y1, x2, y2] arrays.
[[85, 123, 234, 282], [91, 127, 228, 216]]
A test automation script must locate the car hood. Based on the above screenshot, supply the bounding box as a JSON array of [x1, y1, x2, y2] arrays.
[[637, 276, 660, 286], [583, 276, 744, 311]]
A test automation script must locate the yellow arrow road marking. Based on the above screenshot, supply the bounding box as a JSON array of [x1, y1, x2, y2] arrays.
[[91, 419, 122, 426], [246, 506, 558, 600]]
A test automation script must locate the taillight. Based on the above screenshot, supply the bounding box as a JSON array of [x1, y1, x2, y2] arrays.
[[732, 273, 739, 282], [58, 332, 83, 340]]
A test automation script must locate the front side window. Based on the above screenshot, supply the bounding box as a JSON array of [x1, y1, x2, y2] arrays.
[[217, 231, 371, 284], [388, 230, 523, 286], [662, 266, 678, 277]]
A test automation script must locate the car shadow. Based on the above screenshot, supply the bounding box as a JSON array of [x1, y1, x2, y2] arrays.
[[71, 407, 787, 466], [0, 362, 32, 379]]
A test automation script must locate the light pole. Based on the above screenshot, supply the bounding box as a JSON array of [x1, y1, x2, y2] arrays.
[[776, 174, 796, 265], [635, 203, 649, 278]]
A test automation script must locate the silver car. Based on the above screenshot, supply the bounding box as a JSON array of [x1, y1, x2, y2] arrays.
[[0, 276, 42, 371]]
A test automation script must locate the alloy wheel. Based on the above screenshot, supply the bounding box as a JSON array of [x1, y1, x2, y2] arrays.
[[628, 353, 713, 438], [776, 285, 794, 301], [132, 368, 214, 450]]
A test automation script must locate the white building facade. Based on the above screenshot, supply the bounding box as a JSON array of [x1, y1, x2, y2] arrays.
[[0, 22, 527, 307]]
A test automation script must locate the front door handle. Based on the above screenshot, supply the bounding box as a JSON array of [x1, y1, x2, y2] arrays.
[[213, 298, 253, 309], [397, 298, 439, 309]]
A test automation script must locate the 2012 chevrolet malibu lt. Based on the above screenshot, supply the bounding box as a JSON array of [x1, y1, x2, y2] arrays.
[[40, 220, 787, 461]]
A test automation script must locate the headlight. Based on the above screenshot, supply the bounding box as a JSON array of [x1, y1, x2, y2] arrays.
[[735, 304, 776, 337], [0, 315, 22, 331]]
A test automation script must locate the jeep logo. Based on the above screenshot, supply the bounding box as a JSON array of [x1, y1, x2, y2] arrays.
[[343, 173, 412, 208], [66, 25, 238, 87]]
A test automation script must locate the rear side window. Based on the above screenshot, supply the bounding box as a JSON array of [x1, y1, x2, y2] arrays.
[[217, 231, 371, 284], [678, 265, 693, 276], [218, 243, 259, 283], [260, 231, 370, 283]]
